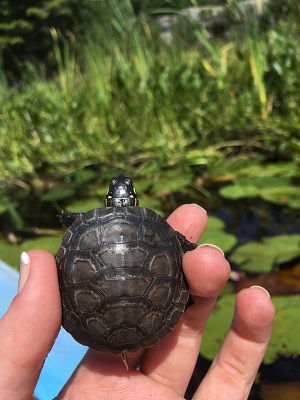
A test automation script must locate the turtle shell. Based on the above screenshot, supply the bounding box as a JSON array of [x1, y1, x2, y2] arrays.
[[56, 206, 189, 354]]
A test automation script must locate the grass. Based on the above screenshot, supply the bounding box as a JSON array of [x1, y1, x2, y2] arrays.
[[0, 1, 300, 186]]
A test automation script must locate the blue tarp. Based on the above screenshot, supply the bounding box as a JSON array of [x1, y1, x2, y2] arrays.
[[0, 260, 87, 399]]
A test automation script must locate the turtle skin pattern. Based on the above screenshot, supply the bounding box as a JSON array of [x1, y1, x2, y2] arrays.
[[56, 206, 189, 354]]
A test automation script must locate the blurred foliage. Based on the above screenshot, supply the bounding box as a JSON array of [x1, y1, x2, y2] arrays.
[[131, 0, 226, 14], [218, 161, 300, 208], [0, 1, 299, 234], [0, 0, 106, 77], [230, 234, 300, 273]]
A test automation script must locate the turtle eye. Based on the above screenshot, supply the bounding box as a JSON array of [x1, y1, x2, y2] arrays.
[[111, 178, 117, 186], [125, 178, 132, 186]]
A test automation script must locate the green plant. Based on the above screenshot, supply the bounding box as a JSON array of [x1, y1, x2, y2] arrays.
[[0, 0, 300, 195]]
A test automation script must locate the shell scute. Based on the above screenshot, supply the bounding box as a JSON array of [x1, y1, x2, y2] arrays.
[[137, 309, 165, 332], [108, 326, 145, 348], [73, 288, 103, 314], [148, 252, 180, 277], [145, 279, 174, 307], [99, 297, 152, 326], [91, 268, 153, 297], [63, 253, 98, 285]]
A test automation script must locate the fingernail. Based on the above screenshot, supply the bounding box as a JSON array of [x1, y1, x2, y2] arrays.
[[250, 285, 270, 298], [18, 252, 30, 294], [191, 203, 207, 214], [198, 243, 224, 257]]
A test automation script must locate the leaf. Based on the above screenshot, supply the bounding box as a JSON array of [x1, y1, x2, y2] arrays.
[[261, 185, 300, 209], [219, 183, 260, 199], [201, 294, 235, 360], [41, 186, 75, 202], [151, 172, 192, 196], [66, 198, 101, 213], [0, 240, 20, 270], [0, 198, 10, 215], [201, 294, 300, 364], [219, 175, 290, 200], [218, 162, 299, 205], [133, 179, 151, 195], [265, 295, 300, 363], [70, 168, 96, 184], [138, 195, 163, 215], [21, 236, 62, 256], [7, 204, 24, 229], [200, 216, 237, 253], [230, 234, 300, 273], [0, 236, 62, 270], [239, 162, 298, 179], [184, 148, 210, 166]]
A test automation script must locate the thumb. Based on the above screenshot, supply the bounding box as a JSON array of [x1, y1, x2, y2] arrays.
[[0, 250, 62, 400]]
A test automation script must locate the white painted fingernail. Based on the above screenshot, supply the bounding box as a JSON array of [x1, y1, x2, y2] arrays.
[[250, 285, 270, 298], [198, 243, 224, 257], [190, 203, 207, 213], [18, 252, 30, 294]]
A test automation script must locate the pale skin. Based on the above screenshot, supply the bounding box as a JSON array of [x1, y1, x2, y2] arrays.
[[0, 204, 275, 400]]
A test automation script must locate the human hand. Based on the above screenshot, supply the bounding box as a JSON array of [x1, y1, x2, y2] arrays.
[[0, 204, 275, 400]]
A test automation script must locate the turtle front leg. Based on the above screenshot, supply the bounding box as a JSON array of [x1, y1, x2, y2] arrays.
[[58, 211, 85, 228], [176, 232, 197, 309], [176, 231, 198, 253]]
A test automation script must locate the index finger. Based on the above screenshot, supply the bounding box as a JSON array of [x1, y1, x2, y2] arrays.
[[167, 204, 208, 243]]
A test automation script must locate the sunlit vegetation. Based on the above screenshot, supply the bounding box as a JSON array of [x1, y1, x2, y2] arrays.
[[0, 0, 300, 375]]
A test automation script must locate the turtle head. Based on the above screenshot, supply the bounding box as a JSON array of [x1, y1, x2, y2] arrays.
[[105, 174, 139, 207]]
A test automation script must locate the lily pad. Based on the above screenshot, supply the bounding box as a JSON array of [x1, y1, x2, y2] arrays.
[[266, 295, 300, 363], [230, 234, 300, 273], [201, 294, 234, 360], [238, 162, 298, 179], [261, 185, 300, 209], [0, 236, 62, 270], [219, 176, 290, 201], [200, 215, 237, 253], [151, 172, 192, 196], [213, 159, 296, 182], [219, 164, 300, 209], [201, 294, 300, 364], [219, 183, 260, 200]]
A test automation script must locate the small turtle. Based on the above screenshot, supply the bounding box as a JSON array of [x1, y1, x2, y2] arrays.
[[56, 174, 197, 368]]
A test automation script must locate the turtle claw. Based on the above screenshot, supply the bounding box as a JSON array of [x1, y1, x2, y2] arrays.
[[175, 231, 198, 253], [121, 352, 129, 370]]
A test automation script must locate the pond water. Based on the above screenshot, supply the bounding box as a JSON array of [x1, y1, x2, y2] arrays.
[[214, 198, 300, 245]]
